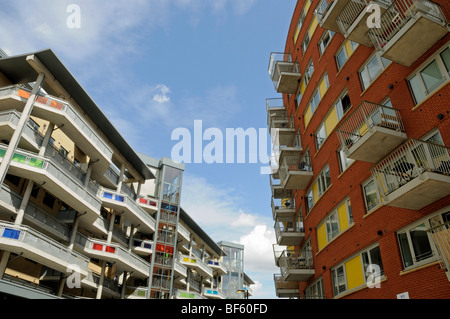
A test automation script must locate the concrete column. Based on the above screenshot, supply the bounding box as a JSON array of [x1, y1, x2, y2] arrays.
[[120, 271, 128, 299], [107, 211, 116, 243], [136, 182, 142, 197], [83, 162, 93, 188], [116, 163, 125, 192], [0, 73, 45, 186], [68, 212, 81, 250], [38, 122, 55, 156], [14, 179, 35, 226], [0, 252, 10, 279], [128, 225, 136, 251], [96, 260, 107, 299]]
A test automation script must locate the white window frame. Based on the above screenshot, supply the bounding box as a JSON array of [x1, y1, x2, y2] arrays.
[[407, 43, 450, 105], [362, 177, 382, 213], [359, 52, 392, 91], [318, 30, 335, 56], [338, 147, 355, 173]]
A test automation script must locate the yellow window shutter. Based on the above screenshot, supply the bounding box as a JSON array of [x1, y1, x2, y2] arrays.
[[308, 16, 319, 38], [319, 75, 329, 98], [317, 223, 327, 251], [304, 105, 312, 128], [313, 182, 319, 204], [324, 107, 338, 136], [345, 256, 365, 290], [344, 40, 354, 58], [337, 202, 349, 231]]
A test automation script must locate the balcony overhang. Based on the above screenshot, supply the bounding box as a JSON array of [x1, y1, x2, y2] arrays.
[[283, 268, 315, 282], [317, 0, 352, 32], [384, 171, 450, 210], [277, 231, 305, 246], [345, 126, 407, 163], [282, 171, 314, 190]]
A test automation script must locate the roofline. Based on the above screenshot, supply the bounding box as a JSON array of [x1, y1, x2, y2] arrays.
[[0, 49, 154, 180], [180, 208, 225, 257]]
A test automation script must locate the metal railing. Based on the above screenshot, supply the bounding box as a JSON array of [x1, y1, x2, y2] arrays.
[[274, 274, 300, 290], [271, 197, 296, 219], [75, 233, 151, 274], [0, 221, 90, 271], [0, 110, 45, 147], [337, 0, 393, 34], [315, 0, 336, 23], [370, 139, 450, 197], [274, 217, 304, 236], [266, 98, 294, 131], [428, 221, 450, 272], [278, 153, 312, 185], [268, 52, 300, 90], [99, 187, 156, 230], [337, 101, 405, 151], [274, 248, 314, 277], [368, 0, 447, 50]]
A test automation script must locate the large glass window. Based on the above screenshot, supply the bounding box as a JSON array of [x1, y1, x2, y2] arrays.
[[408, 44, 450, 104], [360, 53, 391, 90]]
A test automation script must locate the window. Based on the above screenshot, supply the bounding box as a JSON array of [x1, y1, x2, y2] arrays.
[[332, 244, 385, 297], [317, 199, 353, 251], [397, 210, 448, 269], [362, 178, 381, 212], [332, 265, 347, 296], [318, 30, 335, 55], [318, 165, 331, 196], [338, 147, 355, 172], [43, 192, 56, 209], [422, 128, 444, 145], [336, 40, 359, 70], [335, 92, 351, 120], [304, 60, 314, 85], [305, 278, 324, 299], [294, 10, 306, 44], [408, 45, 450, 104], [315, 123, 326, 150], [359, 53, 391, 90], [302, 32, 310, 53], [304, 72, 330, 128], [306, 189, 314, 212]]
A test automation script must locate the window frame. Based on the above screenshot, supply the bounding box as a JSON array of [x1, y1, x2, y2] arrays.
[[359, 52, 392, 91], [407, 44, 450, 105], [318, 30, 335, 56], [362, 177, 382, 213]]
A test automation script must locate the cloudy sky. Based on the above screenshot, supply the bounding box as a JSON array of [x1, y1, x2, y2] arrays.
[[0, 0, 296, 298]]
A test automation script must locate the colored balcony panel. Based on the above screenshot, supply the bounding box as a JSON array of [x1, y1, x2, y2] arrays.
[[368, 0, 449, 67], [371, 139, 450, 210], [337, 0, 393, 47], [316, 0, 353, 32], [0, 85, 114, 179], [337, 101, 407, 163], [268, 53, 301, 94], [0, 222, 90, 278]]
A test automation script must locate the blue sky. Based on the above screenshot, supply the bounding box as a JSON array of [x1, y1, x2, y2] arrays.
[[0, 0, 297, 298]]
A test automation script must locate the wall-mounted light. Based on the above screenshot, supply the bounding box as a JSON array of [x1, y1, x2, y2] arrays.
[[437, 113, 444, 120]]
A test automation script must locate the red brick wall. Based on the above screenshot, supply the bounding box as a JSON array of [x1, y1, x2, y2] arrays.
[[281, 0, 450, 299]]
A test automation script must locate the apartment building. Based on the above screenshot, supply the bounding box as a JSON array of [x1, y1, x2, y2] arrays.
[[0, 49, 253, 299], [269, 0, 450, 299]]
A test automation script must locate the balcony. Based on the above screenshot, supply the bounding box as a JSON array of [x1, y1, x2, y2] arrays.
[[274, 274, 299, 298], [270, 175, 294, 200], [174, 259, 188, 280], [132, 239, 153, 256], [177, 223, 190, 247], [271, 197, 296, 220], [0, 86, 114, 178], [207, 260, 227, 276], [316, 0, 353, 32], [266, 99, 296, 148], [0, 110, 44, 153], [98, 187, 156, 233], [336, 0, 392, 47], [268, 53, 301, 94], [368, 0, 449, 67], [429, 222, 450, 281], [278, 153, 313, 190], [371, 139, 450, 210], [0, 221, 90, 279], [337, 101, 407, 163], [178, 254, 213, 278], [174, 289, 207, 299], [137, 196, 158, 214], [74, 234, 151, 278], [274, 216, 305, 246], [0, 145, 102, 222], [274, 247, 315, 282], [202, 288, 226, 299]]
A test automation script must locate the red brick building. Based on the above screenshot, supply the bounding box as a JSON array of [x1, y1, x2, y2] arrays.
[[270, 0, 450, 299]]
